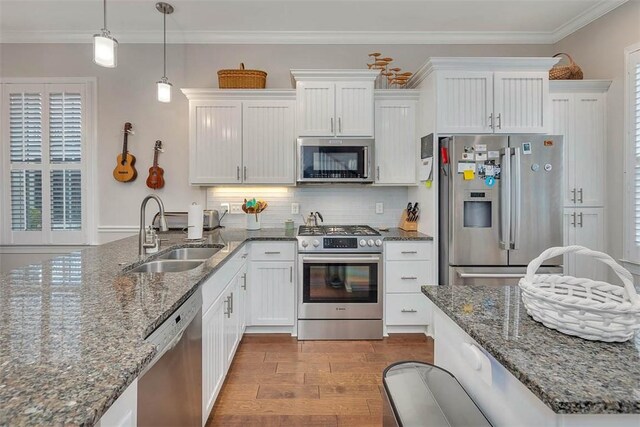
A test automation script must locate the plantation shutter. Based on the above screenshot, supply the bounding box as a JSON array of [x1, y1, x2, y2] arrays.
[[629, 49, 640, 263]]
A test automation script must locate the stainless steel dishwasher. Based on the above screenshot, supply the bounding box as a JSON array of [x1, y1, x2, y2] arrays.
[[138, 289, 202, 427]]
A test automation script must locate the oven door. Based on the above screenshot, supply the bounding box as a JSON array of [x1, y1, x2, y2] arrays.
[[298, 254, 382, 319], [297, 138, 373, 182]]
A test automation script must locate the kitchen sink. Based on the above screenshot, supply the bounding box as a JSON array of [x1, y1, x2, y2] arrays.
[[158, 247, 221, 261], [128, 260, 204, 273]]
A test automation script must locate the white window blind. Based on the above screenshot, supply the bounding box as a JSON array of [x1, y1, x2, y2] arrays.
[[2, 83, 88, 245], [634, 57, 640, 245], [627, 48, 640, 264]]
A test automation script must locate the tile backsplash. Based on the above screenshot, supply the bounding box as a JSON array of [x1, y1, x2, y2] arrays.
[[207, 186, 409, 229]]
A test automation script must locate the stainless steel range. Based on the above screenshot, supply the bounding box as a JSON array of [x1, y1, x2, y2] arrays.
[[297, 225, 383, 340]]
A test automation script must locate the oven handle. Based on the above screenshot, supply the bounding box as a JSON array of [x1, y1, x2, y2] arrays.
[[301, 256, 381, 264]]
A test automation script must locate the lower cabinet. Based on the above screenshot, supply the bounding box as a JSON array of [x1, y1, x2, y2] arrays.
[[202, 293, 226, 425], [248, 261, 295, 326], [563, 207, 606, 281], [97, 379, 138, 427]]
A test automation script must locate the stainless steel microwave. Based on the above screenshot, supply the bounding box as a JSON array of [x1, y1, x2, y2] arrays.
[[297, 138, 374, 183]]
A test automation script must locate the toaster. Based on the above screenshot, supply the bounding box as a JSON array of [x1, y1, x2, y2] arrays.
[[152, 210, 221, 230]]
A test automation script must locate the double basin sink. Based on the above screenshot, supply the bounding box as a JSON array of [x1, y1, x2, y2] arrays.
[[128, 247, 223, 273]]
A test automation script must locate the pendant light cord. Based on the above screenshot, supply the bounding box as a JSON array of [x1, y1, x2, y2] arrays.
[[103, 0, 107, 30], [163, 10, 167, 79]]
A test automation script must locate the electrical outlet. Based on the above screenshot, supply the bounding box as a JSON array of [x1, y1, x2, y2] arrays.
[[376, 202, 384, 214], [291, 203, 300, 214], [220, 203, 230, 213], [230, 203, 243, 214]]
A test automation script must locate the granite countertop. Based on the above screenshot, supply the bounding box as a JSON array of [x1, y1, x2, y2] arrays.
[[422, 284, 640, 415], [379, 228, 433, 241], [0, 228, 296, 426]]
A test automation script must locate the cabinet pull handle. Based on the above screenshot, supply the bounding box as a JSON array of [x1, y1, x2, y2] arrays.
[[264, 251, 281, 255], [489, 114, 494, 129], [496, 113, 502, 129], [236, 166, 240, 181], [376, 166, 380, 181], [290, 266, 293, 283], [230, 292, 234, 314], [578, 212, 583, 228], [331, 117, 334, 133], [242, 273, 247, 290], [224, 296, 231, 318], [241, 253, 248, 259], [578, 188, 583, 204], [571, 188, 576, 203], [571, 212, 576, 227], [338, 117, 342, 133], [244, 166, 247, 181], [401, 309, 417, 313], [401, 251, 418, 254], [401, 276, 417, 280]]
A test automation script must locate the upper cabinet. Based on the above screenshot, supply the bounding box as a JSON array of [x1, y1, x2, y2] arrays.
[[291, 70, 379, 137], [409, 57, 559, 135], [182, 90, 296, 186]]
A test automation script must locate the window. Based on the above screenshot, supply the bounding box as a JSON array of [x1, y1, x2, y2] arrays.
[[1, 82, 91, 245], [625, 45, 640, 264]]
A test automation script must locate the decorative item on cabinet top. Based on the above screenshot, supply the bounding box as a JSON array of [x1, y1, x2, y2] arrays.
[[368, 52, 413, 89], [218, 63, 267, 89], [549, 53, 583, 80]]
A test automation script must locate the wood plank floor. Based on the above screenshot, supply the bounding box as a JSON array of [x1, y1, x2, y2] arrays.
[[206, 334, 434, 427]]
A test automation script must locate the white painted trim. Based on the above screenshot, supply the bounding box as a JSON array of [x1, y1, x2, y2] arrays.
[[374, 89, 421, 101], [623, 43, 640, 264], [550, 0, 629, 43], [0, 245, 89, 254], [620, 259, 640, 277], [181, 88, 295, 101], [549, 80, 612, 93], [97, 225, 139, 234], [290, 69, 381, 83]]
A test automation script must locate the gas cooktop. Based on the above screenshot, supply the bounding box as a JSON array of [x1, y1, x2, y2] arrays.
[[297, 225, 382, 252]]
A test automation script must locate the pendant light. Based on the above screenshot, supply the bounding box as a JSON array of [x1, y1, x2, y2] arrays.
[[156, 2, 174, 103], [93, 0, 118, 68]]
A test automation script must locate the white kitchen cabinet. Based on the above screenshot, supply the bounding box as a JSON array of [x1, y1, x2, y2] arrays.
[[248, 261, 295, 326], [374, 97, 417, 184], [291, 70, 379, 137], [223, 276, 241, 369], [97, 379, 137, 427], [182, 89, 296, 185], [549, 81, 609, 208], [493, 72, 548, 134], [436, 71, 494, 134], [242, 100, 296, 184], [238, 264, 248, 333], [563, 208, 606, 282], [202, 293, 225, 425]]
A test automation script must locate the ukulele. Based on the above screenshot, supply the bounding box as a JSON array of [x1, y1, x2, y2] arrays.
[[146, 140, 165, 189], [112, 122, 137, 182]]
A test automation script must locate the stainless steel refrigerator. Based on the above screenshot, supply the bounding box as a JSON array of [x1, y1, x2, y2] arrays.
[[439, 135, 564, 286]]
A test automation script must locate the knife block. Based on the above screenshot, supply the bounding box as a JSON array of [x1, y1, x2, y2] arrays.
[[399, 209, 418, 232]]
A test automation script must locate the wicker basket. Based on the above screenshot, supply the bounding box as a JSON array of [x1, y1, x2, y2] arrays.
[[217, 63, 267, 89], [549, 53, 583, 80], [519, 246, 640, 342]]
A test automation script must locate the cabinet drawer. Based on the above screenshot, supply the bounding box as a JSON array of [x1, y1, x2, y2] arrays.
[[386, 293, 431, 325], [251, 242, 295, 261], [385, 261, 432, 293], [203, 247, 248, 310], [385, 242, 432, 261]]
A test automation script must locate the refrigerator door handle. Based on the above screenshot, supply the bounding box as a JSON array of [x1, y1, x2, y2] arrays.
[[500, 147, 511, 249], [512, 147, 522, 250]]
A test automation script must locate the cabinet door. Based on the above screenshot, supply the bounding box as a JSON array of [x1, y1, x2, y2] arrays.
[[296, 81, 335, 136], [493, 72, 548, 134], [335, 81, 374, 137], [242, 100, 296, 184], [550, 94, 576, 207], [436, 71, 494, 134], [563, 209, 577, 276], [223, 281, 240, 370], [238, 263, 248, 333], [564, 208, 606, 281], [98, 379, 137, 427], [202, 295, 225, 424], [573, 94, 605, 207], [191, 101, 243, 184], [374, 100, 416, 184], [249, 261, 295, 326]]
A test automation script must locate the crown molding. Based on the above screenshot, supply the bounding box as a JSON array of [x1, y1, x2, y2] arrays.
[[181, 88, 295, 101], [290, 69, 381, 82], [549, 79, 612, 93], [0, 1, 627, 45], [374, 89, 421, 101]]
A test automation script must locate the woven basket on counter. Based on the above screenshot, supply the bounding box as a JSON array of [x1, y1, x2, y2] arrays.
[[217, 63, 267, 89], [519, 246, 640, 342], [549, 53, 583, 80]]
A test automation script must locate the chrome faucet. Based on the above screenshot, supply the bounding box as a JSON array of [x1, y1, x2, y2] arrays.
[[305, 211, 324, 227], [139, 194, 168, 256]]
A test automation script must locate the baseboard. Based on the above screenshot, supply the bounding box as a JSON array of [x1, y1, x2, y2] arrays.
[[244, 325, 295, 335], [385, 325, 431, 336]]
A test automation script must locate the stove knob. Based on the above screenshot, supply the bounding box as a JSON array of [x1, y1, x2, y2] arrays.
[[301, 240, 308, 248], [367, 239, 374, 247], [375, 239, 383, 247], [359, 239, 367, 247], [312, 239, 320, 247]]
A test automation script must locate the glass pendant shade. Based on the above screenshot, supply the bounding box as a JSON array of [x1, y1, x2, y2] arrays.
[[157, 79, 172, 103], [93, 32, 118, 68]]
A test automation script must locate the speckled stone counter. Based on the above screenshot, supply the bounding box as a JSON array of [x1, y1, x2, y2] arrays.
[[379, 228, 433, 241], [0, 228, 296, 426], [422, 284, 640, 414]]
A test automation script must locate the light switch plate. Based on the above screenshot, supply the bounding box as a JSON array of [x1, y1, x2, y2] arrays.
[[230, 203, 243, 214], [291, 203, 300, 214], [376, 202, 384, 214]]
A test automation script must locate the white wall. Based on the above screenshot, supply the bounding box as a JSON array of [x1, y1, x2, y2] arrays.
[[0, 43, 551, 247], [553, 0, 640, 283]]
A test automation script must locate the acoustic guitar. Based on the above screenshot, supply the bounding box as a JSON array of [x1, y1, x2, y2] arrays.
[[113, 122, 137, 182], [146, 140, 165, 190]]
